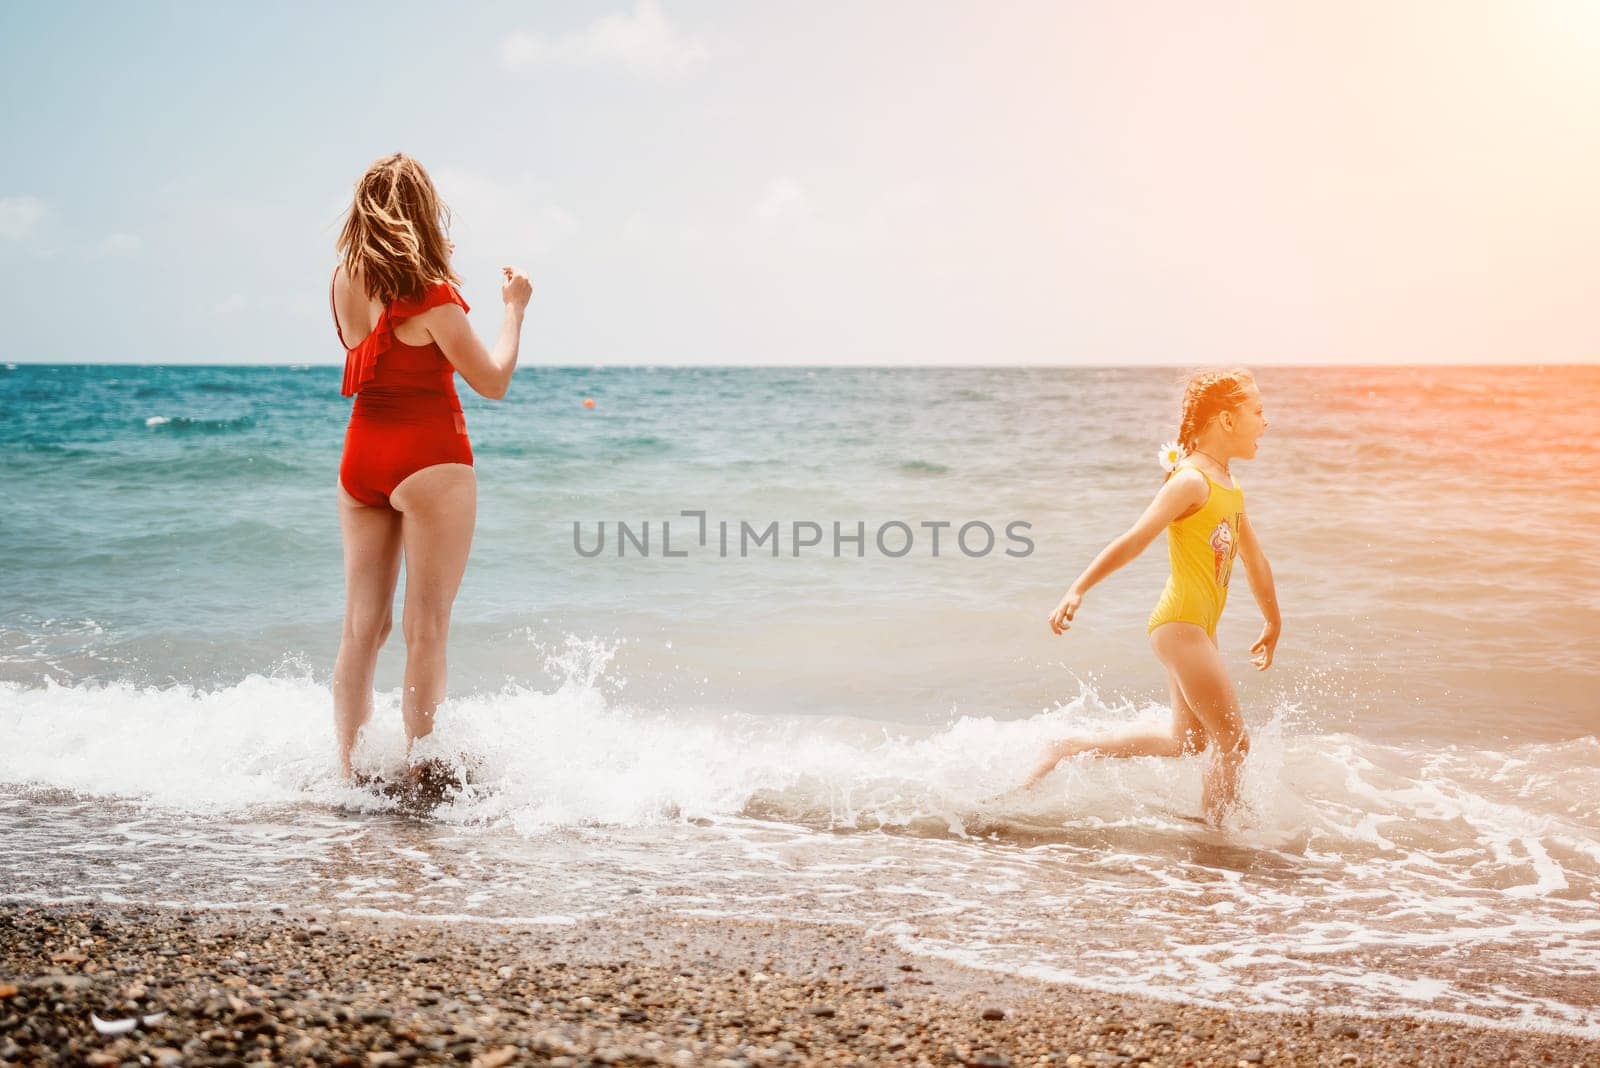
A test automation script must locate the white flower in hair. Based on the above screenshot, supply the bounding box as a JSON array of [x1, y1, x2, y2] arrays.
[[1158, 440, 1186, 472]]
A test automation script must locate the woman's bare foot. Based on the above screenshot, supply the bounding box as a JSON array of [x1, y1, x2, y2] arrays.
[[404, 757, 461, 791]]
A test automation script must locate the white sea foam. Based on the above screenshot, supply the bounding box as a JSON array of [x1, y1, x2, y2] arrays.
[[2, 641, 1597, 1037]]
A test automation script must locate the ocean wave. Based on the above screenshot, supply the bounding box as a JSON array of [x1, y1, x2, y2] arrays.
[[141, 414, 256, 434], [0, 644, 1593, 866], [3, 643, 1596, 1037], [603, 434, 671, 452], [76, 449, 303, 483], [6, 441, 99, 458]]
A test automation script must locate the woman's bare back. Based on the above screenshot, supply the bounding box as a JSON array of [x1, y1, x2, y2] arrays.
[[331, 265, 438, 349]]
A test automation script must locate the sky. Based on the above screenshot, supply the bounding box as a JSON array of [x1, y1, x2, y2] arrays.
[[1, 0, 1596, 365]]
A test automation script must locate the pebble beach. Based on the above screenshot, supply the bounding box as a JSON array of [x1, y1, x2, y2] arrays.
[[2, 904, 1594, 1068]]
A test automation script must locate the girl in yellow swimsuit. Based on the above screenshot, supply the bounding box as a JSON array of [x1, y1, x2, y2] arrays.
[[1023, 368, 1281, 825]]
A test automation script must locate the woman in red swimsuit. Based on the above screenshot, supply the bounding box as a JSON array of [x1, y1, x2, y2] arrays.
[[329, 153, 533, 779]]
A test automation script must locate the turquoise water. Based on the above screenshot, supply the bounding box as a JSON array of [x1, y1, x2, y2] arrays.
[[5, 362, 1597, 738], [2, 362, 1597, 1034]]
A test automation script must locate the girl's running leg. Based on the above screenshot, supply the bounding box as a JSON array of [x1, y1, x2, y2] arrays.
[[1149, 622, 1249, 824]]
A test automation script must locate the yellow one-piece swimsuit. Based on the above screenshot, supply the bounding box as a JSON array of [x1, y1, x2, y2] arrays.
[[1147, 462, 1245, 640]]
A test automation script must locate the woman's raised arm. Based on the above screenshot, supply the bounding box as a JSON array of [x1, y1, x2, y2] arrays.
[[427, 267, 532, 400]]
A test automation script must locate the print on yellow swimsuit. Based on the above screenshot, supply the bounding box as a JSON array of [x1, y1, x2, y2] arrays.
[[1147, 467, 1245, 637], [1211, 512, 1243, 588]]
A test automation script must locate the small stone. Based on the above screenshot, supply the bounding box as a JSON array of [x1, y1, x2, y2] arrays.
[[50, 950, 88, 965], [1064, 1057, 1084, 1067], [806, 1005, 836, 1018], [28, 973, 94, 991], [1334, 1026, 1360, 1039], [0, 986, 15, 1000], [980, 1006, 1008, 1021], [368, 1054, 401, 1067], [474, 1046, 519, 1068], [1339, 1057, 1358, 1066], [1241, 1052, 1264, 1064], [964, 1055, 1012, 1068]]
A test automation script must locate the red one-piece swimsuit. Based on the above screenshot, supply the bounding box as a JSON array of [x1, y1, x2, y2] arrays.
[[333, 271, 474, 509]]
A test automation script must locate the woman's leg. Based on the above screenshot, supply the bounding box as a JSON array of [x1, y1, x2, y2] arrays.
[[389, 464, 477, 750], [1149, 622, 1250, 824], [334, 485, 404, 777], [1022, 667, 1209, 788]]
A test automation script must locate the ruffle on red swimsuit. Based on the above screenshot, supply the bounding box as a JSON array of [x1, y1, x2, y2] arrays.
[[340, 281, 470, 397]]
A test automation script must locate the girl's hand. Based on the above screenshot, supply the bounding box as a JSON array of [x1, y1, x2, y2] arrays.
[[1249, 623, 1280, 671], [501, 266, 533, 311], [1047, 589, 1083, 635]]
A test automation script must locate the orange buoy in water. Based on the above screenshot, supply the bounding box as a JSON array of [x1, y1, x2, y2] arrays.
[[583, 397, 596, 409]]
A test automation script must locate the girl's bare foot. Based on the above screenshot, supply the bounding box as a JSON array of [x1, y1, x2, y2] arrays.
[[1023, 739, 1078, 789]]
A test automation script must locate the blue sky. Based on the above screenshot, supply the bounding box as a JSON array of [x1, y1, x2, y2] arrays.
[[2, 1, 1596, 365]]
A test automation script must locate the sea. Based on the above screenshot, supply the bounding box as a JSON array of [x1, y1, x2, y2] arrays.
[[2, 362, 1597, 1037]]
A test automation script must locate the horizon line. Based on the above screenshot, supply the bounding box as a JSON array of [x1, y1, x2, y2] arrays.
[[6, 359, 1598, 370]]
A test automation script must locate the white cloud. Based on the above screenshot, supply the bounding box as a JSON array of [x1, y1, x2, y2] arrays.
[[213, 293, 246, 316], [92, 233, 141, 258], [500, 0, 712, 79], [754, 177, 805, 222], [0, 196, 46, 240]]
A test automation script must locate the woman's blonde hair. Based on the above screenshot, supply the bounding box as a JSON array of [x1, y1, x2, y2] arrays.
[[336, 153, 460, 305]]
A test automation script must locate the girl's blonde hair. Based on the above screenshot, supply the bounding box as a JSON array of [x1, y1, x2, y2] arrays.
[[336, 153, 460, 305], [1166, 367, 1256, 481]]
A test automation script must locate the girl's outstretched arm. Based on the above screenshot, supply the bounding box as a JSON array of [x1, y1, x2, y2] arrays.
[[1237, 513, 1281, 670], [1048, 470, 1208, 634]]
